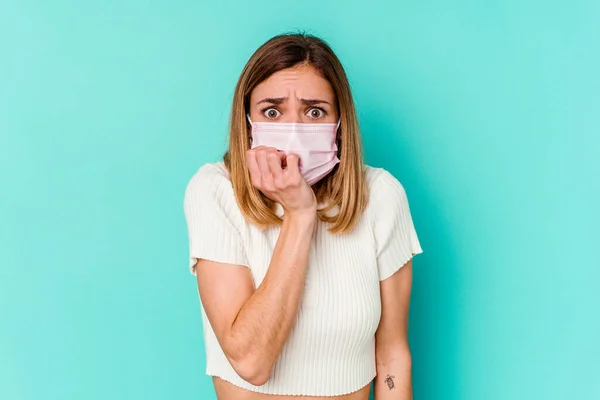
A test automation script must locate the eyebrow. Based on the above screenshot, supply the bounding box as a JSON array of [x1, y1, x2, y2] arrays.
[[257, 97, 330, 106]]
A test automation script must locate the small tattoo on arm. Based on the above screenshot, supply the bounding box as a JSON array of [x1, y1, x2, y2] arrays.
[[385, 374, 395, 390]]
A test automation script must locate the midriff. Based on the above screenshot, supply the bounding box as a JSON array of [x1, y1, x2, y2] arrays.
[[213, 377, 371, 400]]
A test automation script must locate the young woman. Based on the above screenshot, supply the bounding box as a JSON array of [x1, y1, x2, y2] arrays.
[[184, 33, 423, 400]]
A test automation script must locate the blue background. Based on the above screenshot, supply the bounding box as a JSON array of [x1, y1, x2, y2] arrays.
[[1, 1, 598, 399]]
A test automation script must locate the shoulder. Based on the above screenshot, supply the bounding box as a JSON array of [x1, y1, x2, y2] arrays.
[[185, 161, 233, 197], [184, 161, 239, 213], [363, 165, 408, 202], [362, 164, 411, 224], [186, 161, 231, 190]]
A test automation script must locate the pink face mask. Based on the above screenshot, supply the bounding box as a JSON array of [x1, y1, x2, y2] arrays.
[[247, 115, 341, 186]]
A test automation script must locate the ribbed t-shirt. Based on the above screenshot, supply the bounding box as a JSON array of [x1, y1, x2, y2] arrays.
[[183, 162, 423, 396]]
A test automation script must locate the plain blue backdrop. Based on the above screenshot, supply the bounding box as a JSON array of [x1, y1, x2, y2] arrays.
[[1, 1, 599, 399]]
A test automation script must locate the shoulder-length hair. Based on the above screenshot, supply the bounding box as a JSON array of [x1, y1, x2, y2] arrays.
[[224, 33, 368, 234]]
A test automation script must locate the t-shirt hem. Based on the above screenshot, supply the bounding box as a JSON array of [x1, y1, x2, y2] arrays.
[[206, 369, 376, 397]]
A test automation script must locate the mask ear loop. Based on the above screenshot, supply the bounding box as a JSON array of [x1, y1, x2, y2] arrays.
[[335, 119, 342, 141], [335, 119, 342, 158], [246, 114, 254, 146]]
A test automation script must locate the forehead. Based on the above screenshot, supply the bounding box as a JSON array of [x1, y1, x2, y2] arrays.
[[250, 64, 335, 102]]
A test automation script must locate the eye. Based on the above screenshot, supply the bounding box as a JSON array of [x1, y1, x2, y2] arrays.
[[307, 107, 325, 119], [263, 108, 281, 119]]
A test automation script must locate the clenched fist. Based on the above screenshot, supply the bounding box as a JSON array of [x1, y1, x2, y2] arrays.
[[246, 146, 317, 218]]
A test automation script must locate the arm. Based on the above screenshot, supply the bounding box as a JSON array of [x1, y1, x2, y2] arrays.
[[374, 259, 413, 400], [193, 148, 317, 386], [196, 212, 315, 386]]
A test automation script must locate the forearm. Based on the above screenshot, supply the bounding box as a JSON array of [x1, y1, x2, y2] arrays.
[[374, 346, 412, 400], [227, 214, 315, 375]]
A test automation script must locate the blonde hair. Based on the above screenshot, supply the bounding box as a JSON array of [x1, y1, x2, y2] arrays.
[[224, 33, 368, 234]]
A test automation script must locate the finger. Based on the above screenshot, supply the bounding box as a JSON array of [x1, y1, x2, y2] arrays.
[[246, 150, 262, 187], [267, 151, 284, 183], [286, 153, 300, 175], [256, 148, 274, 189]]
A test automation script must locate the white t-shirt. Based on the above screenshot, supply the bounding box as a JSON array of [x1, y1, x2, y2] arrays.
[[183, 161, 423, 396]]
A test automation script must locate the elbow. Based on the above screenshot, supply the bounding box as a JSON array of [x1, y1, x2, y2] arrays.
[[221, 330, 274, 386], [229, 356, 272, 386], [225, 346, 273, 386]]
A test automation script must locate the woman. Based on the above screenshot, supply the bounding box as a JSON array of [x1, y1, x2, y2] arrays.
[[184, 33, 423, 400]]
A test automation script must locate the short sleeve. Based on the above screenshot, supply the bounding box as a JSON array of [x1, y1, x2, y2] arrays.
[[183, 164, 249, 275], [368, 168, 423, 281]]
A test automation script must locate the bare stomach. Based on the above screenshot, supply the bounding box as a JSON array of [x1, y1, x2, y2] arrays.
[[212, 377, 371, 400]]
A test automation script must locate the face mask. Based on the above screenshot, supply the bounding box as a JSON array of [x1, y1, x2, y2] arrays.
[[247, 115, 341, 186]]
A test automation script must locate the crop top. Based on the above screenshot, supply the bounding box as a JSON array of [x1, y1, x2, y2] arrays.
[[183, 161, 423, 396]]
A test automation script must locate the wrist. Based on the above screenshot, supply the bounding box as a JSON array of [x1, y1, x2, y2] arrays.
[[283, 210, 317, 229]]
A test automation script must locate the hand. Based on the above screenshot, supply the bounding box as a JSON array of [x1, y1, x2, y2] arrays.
[[246, 146, 317, 218]]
